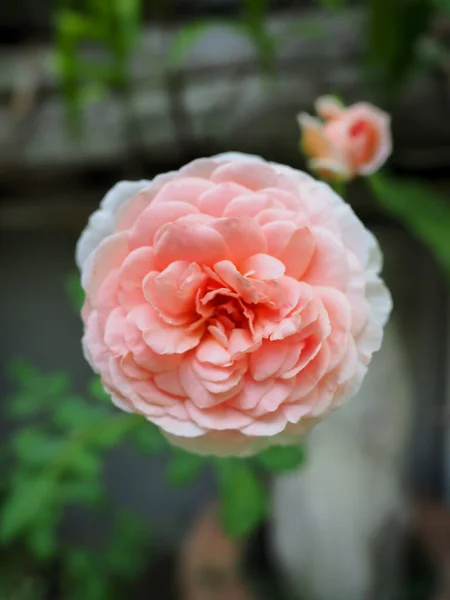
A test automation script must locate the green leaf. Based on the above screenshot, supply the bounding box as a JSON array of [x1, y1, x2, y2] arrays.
[[67, 449, 102, 479], [11, 429, 62, 466], [0, 477, 56, 544], [65, 550, 111, 600], [166, 450, 204, 486], [367, 0, 432, 92], [315, 0, 346, 9], [257, 444, 306, 472], [113, 0, 141, 51], [92, 414, 138, 449], [105, 512, 150, 578], [88, 376, 110, 401], [55, 9, 103, 41], [245, 24, 276, 73], [369, 173, 450, 281], [131, 421, 167, 455], [66, 272, 84, 312], [7, 357, 38, 385], [28, 519, 58, 560], [432, 0, 450, 15], [277, 17, 325, 43], [60, 480, 104, 507], [53, 397, 105, 432], [217, 460, 267, 539], [7, 365, 72, 417]]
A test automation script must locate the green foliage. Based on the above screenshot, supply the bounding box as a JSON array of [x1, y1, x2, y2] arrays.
[[1, 358, 155, 598], [166, 449, 204, 486], [432, 0, 450, 14], [217, 459, 267, 539], [167, 20, 223, 71], [0, 270, 308, 595], [54, 0, 142, 131], [131, 420, 167, 455], [66, 272, 85, 312], [315, 0, 347, 9], [167, 0, 276, 74], [369, 173, 450, 281], [367, 0, 433, 93], [257, 444, 306, 472]]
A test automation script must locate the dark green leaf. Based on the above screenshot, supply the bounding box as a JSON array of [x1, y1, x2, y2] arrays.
[[432, 0, 450, 15], [367, 0, 432, 92], [277, 17, 325, 43], [88, 376, 110, 402], [7, 357, 38, 385], [105, 512, 150, 578], [65, 272, 84, 312], [217, 460, 267, 539], [131, 421, 167, 455], [60, 480, 104, 507], [45, 371, 72, 398], [28, 519, 58, 560], [11, 429, 62, 466], [167, 450, 204, 486], [369, 173, 450, 281], [65, 551, 111, 600], [53, 397, 105, 432], [67, 448, 101, 478], [113, 0, 141, 51], [315, 0, 346, 9], [257, 444, 306, 472], [7, 365, 72, 417], [92, 414, 138, 449], [0, 477, 56, 544]]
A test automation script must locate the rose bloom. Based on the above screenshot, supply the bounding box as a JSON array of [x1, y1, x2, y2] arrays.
[[298, 96, 392, 180], [77, 153, 391, 456]]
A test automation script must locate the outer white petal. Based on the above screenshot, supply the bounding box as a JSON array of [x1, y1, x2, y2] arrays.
[[76, 180, 151, 270]]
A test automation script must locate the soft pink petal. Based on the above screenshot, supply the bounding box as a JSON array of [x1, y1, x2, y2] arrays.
[[234, 377, 274, 410], [242, 411, 287, 437], [211, 217, 266, 265], [242, 253, 285, 280], [262, 221, 297, 257], [179, 359, 226, 409], [196, 336, 231, 366], [316, 286, 352, 370], [151, 177, 214, 206], [150, 414, 205, 437], [104, 307, 127, 355], [256, 208, 297, 227], [130, 201, 199, 249], [250, 379, 295, 417], [154, 370, 186, 397], [250, 340, 290, 381], [290, 343, 331, 400], [143, 321, 204, 355], [211, 161, 278, 190], [279, 227, 315, 280], [198, 182, 249, 216], [223, 193, 274, 217], [185, 401, 253, 431], [303, 227, 349, 290], [83, 232, 129, 299], [119, 247, 155, 290], [154, 222, 230, 270]]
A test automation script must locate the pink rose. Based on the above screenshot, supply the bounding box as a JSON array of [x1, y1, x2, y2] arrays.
[[77, 153, 391, 456], [298, 96, 392, 180]]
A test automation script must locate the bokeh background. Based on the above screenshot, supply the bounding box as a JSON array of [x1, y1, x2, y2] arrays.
[[1, 1, 450, 599]]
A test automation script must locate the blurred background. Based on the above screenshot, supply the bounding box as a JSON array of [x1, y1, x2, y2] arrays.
[[1, 1, 450, 599]]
